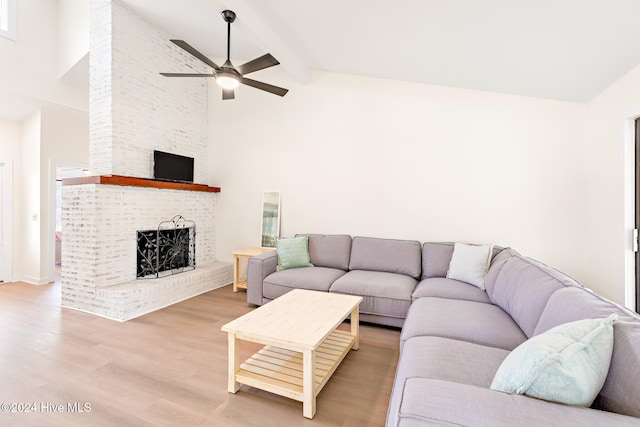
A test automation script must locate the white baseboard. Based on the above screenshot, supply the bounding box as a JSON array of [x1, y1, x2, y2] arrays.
[[11, 276, 53, 285]]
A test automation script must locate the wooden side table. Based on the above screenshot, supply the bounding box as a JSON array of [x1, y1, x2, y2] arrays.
[[232, 247, 276, 292]]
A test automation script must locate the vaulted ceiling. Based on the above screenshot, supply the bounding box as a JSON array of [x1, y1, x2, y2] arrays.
[[4, 0, 640, 122], [120, 0, 640, 103]]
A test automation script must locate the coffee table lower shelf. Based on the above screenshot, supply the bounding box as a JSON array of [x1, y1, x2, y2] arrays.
[[235, 329, 355, 404]]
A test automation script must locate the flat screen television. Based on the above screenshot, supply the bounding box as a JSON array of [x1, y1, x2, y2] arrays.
[[153, 150, 194, 183]]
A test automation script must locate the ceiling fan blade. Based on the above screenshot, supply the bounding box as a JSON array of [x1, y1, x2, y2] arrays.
[[222, 88, 235, 100], [170, 40, 220, 70], [241, 77, 288, 97], [160, 73, 216, 77], [237, 53, 280, 76]]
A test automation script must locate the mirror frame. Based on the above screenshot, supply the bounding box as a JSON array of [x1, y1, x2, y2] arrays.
[[260, 192, 281, 247]]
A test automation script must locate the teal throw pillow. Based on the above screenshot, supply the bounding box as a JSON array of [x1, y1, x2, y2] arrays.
[[276, 235, 314, 271], [490, 313, 617, 407]]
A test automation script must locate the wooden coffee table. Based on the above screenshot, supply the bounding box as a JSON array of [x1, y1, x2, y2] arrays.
[[221, 289, 363, 419]]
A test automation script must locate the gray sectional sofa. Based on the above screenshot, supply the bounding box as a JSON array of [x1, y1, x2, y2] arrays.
[[246, 234, 640, 426]]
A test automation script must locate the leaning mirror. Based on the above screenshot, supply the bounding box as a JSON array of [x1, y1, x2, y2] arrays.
[[261, 192, 281, 247]]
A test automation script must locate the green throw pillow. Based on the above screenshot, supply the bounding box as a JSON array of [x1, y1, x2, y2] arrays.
[[276, 235, 314, 271], [490, 313, 617, 407]]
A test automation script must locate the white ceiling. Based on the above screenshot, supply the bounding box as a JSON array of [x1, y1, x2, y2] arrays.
[[4, 0, 640, 123], [119, 0, 640, 103]]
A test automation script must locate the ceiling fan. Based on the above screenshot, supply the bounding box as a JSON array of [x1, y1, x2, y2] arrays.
[[160, 10, 288, 100]]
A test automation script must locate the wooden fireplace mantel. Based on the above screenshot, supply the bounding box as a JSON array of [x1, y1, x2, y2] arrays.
[[62, 175, 221, 193]]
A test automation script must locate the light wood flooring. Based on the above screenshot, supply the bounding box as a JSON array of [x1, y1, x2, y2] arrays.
[[0, 278, 400, 426]]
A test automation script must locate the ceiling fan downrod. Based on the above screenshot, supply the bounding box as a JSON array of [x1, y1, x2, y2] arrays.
[[221, 10, 236, 64]]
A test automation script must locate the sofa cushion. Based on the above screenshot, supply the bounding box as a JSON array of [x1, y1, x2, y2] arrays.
[[491, 314, 617, 407], [263, 266, 346, 300], [594, 320, 640, 417], [446, 242, 493, 289], [330, 270, 417, 319], [392, 378, 640, 427], [400, 297, 527, 351], [348, 236, 422, 279], [533, 286, 638, 336], [386, 336, 510, 427], [300, 234, 351, 271], [483, 247, 519, 297], [399, 336, 509, 387], [488, 255, 573, 337], [421, 242, 455, 278], [412, 277, 491, 304]]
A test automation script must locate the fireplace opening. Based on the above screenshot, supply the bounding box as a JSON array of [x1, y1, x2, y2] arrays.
[[137, 215, 195, 279]]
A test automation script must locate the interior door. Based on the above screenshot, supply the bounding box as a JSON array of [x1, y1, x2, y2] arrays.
[[0, 161, 12, 283]]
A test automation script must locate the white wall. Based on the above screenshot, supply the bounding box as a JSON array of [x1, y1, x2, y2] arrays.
[[17, 110, 41, 282], [209, 70, 589, 289], [0, 0, 86, 111], [0, 118, 21, 160], [0, 118, 21, 280], [57, 0, 89, 78], [584, 63, 640, 306]]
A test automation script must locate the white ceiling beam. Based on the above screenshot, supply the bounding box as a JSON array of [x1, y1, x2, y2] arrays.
[[218, 0, 311, 84]]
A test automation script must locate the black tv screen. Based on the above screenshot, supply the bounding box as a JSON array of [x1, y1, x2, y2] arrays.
[[153, 150, 194, 183]]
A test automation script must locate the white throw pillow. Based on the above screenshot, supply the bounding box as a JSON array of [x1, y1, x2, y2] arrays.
[[490, 313, 617, 407], [446, 242, 493, 289]]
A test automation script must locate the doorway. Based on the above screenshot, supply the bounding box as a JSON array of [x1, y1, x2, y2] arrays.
[[0, 161, 12, 283]]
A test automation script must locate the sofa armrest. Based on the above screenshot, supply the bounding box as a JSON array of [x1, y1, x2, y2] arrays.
[[247, 251, 278, 306]]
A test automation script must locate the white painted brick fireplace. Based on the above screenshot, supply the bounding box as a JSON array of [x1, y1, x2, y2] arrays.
[[61, 0, 232, 321]]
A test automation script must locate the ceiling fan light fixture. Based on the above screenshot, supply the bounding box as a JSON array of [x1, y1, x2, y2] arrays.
[[216, 72, 240, 89]]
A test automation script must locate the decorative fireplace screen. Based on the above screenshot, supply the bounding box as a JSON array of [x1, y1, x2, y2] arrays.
[[136, 215, 196, 279]]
